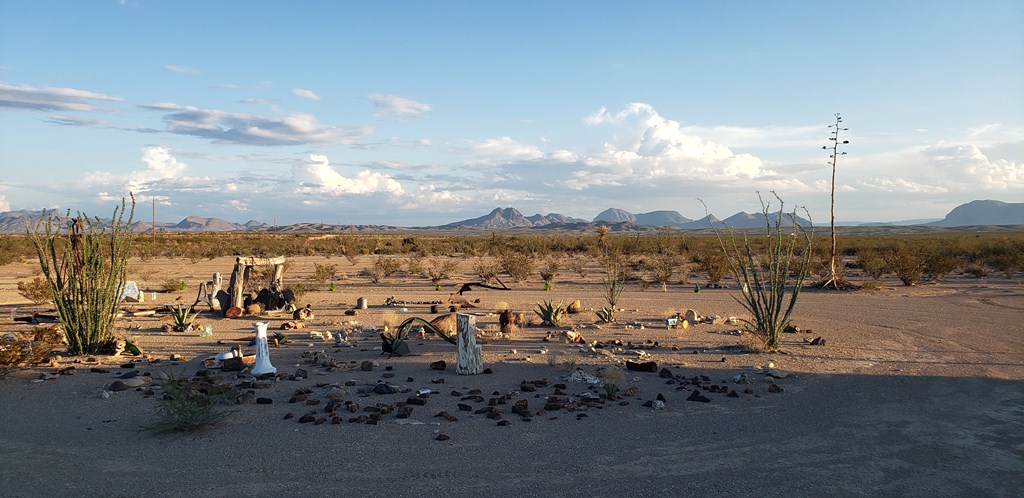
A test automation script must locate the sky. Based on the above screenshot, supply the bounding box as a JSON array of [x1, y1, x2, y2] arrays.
[[0, 1, 1021, 226]]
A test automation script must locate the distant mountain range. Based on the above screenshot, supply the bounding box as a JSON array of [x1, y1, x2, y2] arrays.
[[0, 200, 1020, 234]]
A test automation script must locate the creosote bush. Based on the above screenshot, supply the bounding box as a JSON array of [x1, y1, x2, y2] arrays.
[[17, 276, 52, 305], [143, 369, 237, 433], [1, 326, 65, 379]]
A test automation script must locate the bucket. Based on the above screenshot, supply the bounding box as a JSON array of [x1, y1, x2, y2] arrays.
[[356, 297, 368, 309]]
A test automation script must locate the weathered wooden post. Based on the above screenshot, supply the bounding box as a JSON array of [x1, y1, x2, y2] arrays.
[[456, 313, 483, 375]]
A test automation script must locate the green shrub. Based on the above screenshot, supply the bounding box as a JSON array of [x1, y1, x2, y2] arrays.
[[143, 369, 237, 433], [885, 246, 926, 286], [161, 278, 188, 292], [312, 262, 338, 283], [499, 252, 535, 283], [534, 300, 566, 326]]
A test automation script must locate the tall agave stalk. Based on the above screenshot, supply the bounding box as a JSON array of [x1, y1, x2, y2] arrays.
[[29, 197, 135, 355], [708, 193, 813, 349]]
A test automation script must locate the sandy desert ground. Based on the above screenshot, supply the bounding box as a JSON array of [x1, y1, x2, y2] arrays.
[[1, 255, 1022, 497]]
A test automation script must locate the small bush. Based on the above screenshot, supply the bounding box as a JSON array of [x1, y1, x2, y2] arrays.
[[472, 258, 502, 284], [143, 369, 237, 433], [925, 251, 959, 281], [362, 256, 403, 283], [424, 258, 460, 284], [964, 262, 991, 279], [499, 252, 535, 283], [312, 262, 338, 283], [161, 278, 188, 292], [695, 252, 731, 284], [539, 258, 561, 288], [0, 326, 65, 379], [885, 247, 925, 286], [17, 277, 51, 305], [857, 249, 889, 280], [566, 258, 588, 279]]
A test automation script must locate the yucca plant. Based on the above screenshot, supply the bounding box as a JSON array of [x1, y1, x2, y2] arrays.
[[534, 300, 566, 327]]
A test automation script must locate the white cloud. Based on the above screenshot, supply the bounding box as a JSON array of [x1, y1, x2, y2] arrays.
[[292, 88, 321, 101], [579, 103, 776, 183], [467, 136, 544, 161], [140, 102, 371, 146], [0, 83, 122, 112], [0, 194, 10, 212], [924, 143, 1021, 189], [294, 154, 404, 196], [857, 177, 947, 194], [163, 64, 200, 74], [368, 94, 431, 118]]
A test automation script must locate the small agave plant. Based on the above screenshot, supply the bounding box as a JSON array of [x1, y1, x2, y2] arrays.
[[169, 304, 199, 332], [534, 300, 566, 327]]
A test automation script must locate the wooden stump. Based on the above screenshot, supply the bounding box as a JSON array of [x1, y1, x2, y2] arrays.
[[456, 314, 483, 375]]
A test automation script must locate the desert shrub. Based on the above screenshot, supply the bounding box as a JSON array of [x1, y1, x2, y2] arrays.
[[405, 255, 425, 275], [924, 250, 959, 281], [424, 258, 460, 284], [472, 258, 502, 284], [600, 366, 625, 398], [161, 278, 188, 292], [565, 257, 588, 279], [987, 251, 1022, 279], [856, 249, 889, 280], [964, 262, 991, 278], [709, 193, 813, 349], [499, 252, 535, 283], [0, 326, 65, 379], [143, 369, 237, 433], [538, 258, 561, 288], [29, 198, 134, 355], [885, 246, 926, 286], [17, 276, 52, 304], [695, 252, 731, 284], [312, 262, 338, 283], [597, 262, 626, 323], [362, 256, 403, 283], [651, 253, 680, 291]]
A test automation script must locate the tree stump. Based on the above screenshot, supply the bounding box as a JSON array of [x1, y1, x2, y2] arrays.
[[456, 314, 482, 375]]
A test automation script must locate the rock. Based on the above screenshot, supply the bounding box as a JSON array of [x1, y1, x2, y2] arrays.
[[727, 390, 739, 398], [658, 368, 674, 379], [625, 360, 658, 373], [221, 357, 246, 372], [283, 412, 294, 419], [656, 393, 667, 403], [298, 413, 316, 423], [396, 406, 414, 419], [767, 383, 783, 393], [435, 411, 458, 422], [653, 400, 665, 410], [496, 420, 511, 426], [519, 382, 537, 392], [107, 380, 128, 391], [686, 390, 711, 403], [256, 397, 273, 404], [711, 316, 727, 326], [360, 361, 375, 371], [567, 300, 583, 314], [457, 403, 472, 411], [120, 362, 135, 369], [483, 368, 493, 374], [294, 368, 308, 379], [328, 388, 347, 402], [429, 360, 447, 371], [122, 377, 146, 388], [406, 396, 427, 406], [809, 336, 826, 346], [305, 399, 321, 406], [435, 434, 450, 441], [373, 383, 398, 395], [289, 394, 307, 403], [90, 368, 110, 374]]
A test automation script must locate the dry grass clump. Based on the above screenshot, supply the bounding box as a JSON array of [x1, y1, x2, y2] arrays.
[[143, 369, 238, 434], [0, 326, 65, 379], [17, 276, 51, 304]]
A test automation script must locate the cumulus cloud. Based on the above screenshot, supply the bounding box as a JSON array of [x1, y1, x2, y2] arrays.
[[924, 143, 1021, 189], [163, 64, 200, 74], [294, 154, 404, 196], [140, 102, 372, 146], [0, 83, 122, 112], [857, 177, 947, 193], [368, 94, 431, 118], [579, 103, 777, 183], [0, 194, 10, 212], [292, 88, 321, 101]]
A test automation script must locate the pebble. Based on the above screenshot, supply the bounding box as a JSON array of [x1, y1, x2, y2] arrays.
[[429, 361, 447, 371], [256, 397, 273, 404], [435, 434, 450, 441]]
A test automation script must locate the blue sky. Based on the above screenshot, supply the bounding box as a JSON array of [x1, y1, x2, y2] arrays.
[[1, 0, 1021, 226]]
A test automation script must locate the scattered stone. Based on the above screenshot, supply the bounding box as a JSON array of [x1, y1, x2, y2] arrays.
[[809, 336, 826, 346], [430, 360, 447, 371], [289, 394, 307, 403], [435, 411, 458, 422], [107, 380, 128, 391], [298, 413, 316, 423], [435, 434, 450, 441], [686, 390, 711, 403], [396, 406, 414, 419], [294, 368, 308, 379], [373, 383, 398, 395], [305, 399, 321, 406], [256, 397, 273, 404], [122, 377, 146, 388], [328, 388, 347, 402], [360, 361, 375, 371], [658, 368, 674, 379], [519, 382, 537, 392], [626, 360, 658, 373], [120, 362, 136, 369], [496, 420, 511, 426], [656, 393, 667, 403], [406, 396, 427, 406], [283, 412, 294, 419], [767, 383, 784, 393], [482, 368, 493, 374], [314, 417, 326, 425], [89, 368, 110, 374], [727, 390, 739, 398], [457, 403, 472, 411]]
